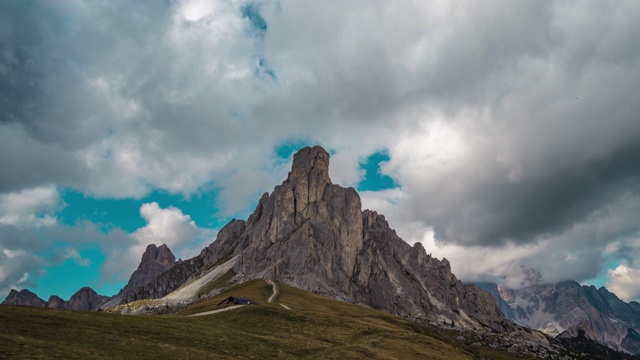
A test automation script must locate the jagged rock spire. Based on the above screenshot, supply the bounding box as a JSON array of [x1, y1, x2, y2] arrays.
[[122, 244, 177, 295], [121, 145, 513, 332], [138, 244, 176, 269], [288, 146, 331, 185]]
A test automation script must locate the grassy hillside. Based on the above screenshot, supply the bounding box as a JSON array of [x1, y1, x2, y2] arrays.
[[1, 280, 537, 359]]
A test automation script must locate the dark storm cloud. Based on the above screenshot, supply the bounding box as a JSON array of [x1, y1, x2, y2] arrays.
[[380, 1, 640, 254], [434, 141, 640, 246]]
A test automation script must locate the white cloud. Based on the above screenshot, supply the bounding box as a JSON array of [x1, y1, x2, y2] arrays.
[[607, 265, 640, 302], [0, 186, 60, 227], [0, 248, 41, 298], [134, 202, 199, 247], [100, 202, 215, 283], [360, 188, 403, 215], [60, 247, 92, 268], [178, 0, 215, 22], [328, 149, 365, 188]]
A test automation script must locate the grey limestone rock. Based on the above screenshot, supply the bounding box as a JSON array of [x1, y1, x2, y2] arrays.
[[123, 243, 176, 293], [112, 243, 199, 304], [204, 146, 511, 331], [122, 146, 514, 332]]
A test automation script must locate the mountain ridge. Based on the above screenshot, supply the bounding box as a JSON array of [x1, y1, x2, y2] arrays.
[[476, 280, 640, 354], [2, 287, 108, 311]]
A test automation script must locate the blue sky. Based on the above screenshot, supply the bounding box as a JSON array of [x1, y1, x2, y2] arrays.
[[2, 0, 640, 303]]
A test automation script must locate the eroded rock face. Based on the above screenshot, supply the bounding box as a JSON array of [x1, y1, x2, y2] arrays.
[[233, 146, 364, 298], [352, 210, 512, 331], [483, 280, 640, 354], [103, 243, 186, 305], [475, 282, 516, 320], [557, 319, 598, 341], [124, 244, 176, 292], [123, 146, 512, 331], [204, 146, 510, 331], [1, 289, 46, 307], [119, 256, 205, 304]]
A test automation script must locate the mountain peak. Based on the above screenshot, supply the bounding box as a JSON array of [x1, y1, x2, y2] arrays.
[[288, 146, 331, 186], [121, 243, 177, 295], [1, 289, 46, 307], [65, 286, 108, 311], [481, 280, 640, 354], [139, 243, 175, 269]]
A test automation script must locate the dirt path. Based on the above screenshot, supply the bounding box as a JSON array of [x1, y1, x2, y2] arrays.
[[266, 279, 278, 302], [188, 305, 245, 317], [189, 279, 286, 317], [266, 279, 291, 310]]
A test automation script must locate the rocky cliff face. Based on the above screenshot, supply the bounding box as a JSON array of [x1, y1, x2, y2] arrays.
[[123, 244, 176, 292], [118, 256, 204, 304], [131, 146, 511, 331], [97, 243, 183, 306], [481, 280, 640, 354], [2, 289, 46, 307], [475, 282, 516, 320], [232, 146, 366, 299]]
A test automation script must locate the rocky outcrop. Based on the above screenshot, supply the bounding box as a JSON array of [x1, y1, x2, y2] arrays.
[[232, 146, 366, 299], [557, 319, 598, 341], [97, 243, 182, 306], [131, 146, 506, 331], [349, 210, 513, 330], [123, 146, 513, 331], [475, 282, 516, 320], [123, 244, 176, 292], [481, 280, 640, 354], [2, 289, 46, 307], [119, 256, 205, 304], [46, 295, 66, 308], [65, 287, 109, 311]]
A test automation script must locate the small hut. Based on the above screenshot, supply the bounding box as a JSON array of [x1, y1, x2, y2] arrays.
[[217, 296, 258, 306]]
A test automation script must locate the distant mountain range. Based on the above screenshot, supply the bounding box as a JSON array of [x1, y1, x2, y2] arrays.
[[3, 146, 639, 357], [4, 287, 108, 311], [476, 281, 640, 354]]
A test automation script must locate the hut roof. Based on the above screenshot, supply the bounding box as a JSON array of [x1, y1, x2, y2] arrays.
[[217, 296, 258, 306]]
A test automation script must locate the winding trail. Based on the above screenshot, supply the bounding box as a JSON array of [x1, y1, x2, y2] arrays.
[[266, 279, 279, 302], [266, 279, 291, 310], [188, 278, 288, 317]]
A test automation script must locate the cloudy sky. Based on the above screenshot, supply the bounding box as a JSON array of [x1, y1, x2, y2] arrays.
[[2, 0, 640, 303]]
